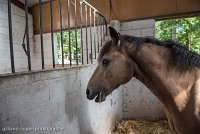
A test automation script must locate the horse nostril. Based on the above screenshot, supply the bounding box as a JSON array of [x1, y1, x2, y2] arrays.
[[86, 89, 90, 96]]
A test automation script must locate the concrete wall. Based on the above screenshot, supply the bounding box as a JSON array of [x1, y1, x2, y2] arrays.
[[120, 19, 155, 37], [33, 33, 58, 70], [120, 19, 166, 120], [0, 0, 35, 74], [0, 65, 123, 134], [0, 0, 59, 74], [122, 78, 165, 120]]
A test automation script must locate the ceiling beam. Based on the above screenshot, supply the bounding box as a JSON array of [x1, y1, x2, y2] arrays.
[[11, 0, 33, 15], [31, 0, 200, 34]]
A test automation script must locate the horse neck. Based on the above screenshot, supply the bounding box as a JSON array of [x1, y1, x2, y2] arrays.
[[124, 43, 195, 109]]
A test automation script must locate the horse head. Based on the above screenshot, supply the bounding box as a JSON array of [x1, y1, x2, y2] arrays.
[[86, 27, 134, 102]]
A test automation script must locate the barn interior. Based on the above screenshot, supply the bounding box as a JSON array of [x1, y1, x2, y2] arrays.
[[0, 0, 200, 134]]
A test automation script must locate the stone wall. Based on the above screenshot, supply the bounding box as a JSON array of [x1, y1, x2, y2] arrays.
[[0, 65, 123, 134]]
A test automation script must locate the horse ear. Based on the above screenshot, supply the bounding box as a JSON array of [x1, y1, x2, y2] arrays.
[[109, 26, 119, 45]]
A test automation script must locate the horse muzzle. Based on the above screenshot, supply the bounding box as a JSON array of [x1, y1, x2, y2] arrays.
[[86, 88, 106, 102]]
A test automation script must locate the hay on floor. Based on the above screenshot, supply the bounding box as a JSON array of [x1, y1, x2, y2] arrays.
[[113, 120, 174, 134]]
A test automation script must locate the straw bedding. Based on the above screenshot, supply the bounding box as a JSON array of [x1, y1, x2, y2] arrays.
[[113, 120, 174, 134]]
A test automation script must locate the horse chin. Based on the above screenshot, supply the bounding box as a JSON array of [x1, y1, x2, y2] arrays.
[[95, 92, 106, 102], [92, 85, 120, 103]]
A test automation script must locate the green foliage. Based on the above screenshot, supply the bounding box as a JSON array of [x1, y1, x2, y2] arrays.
[[56, 30, 81, 62], [156, 16, 200, 54]]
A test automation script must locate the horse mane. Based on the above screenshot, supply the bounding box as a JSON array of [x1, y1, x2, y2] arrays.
[[99, 35, 200, 68], [120, 35, 200, 68]]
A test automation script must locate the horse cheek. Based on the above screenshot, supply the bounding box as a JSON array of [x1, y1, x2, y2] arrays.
[[121, 61, 133, 84]]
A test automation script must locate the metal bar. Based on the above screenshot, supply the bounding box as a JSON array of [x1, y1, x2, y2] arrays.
[[85, 5, 88, 64], [68, 0, 72, 66], [97, 15, 100, 52], [93, 11, 96, 59], [89, 7, 93, 64], [50, 0, 55, 68], [98, 15, 107, 36], [103, 16, 105, 41], [80, 0, 108, 62], [105, 18, 107, 36], [80, 1, 84, 65], [81, 0, 104, 18], [74, 0, 78, 65], [60, 0, 64, 67], [81, 0, 107, 37], [8, 0, 15, 73], [25, 0, 31, 71], [100, 17, 103, 47], [39, 0, 44, 69]]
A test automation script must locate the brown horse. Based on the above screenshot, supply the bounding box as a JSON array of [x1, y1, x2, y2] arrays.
[[86, 27, 200, 133]]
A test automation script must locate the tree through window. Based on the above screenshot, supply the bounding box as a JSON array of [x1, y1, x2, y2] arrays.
[[156, 16, 200, 54]]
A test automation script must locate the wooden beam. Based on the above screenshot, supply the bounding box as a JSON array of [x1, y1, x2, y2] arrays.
[[11, 0, 33, 15], [32, 0, 200, 34], [94, 0, 200, 21]]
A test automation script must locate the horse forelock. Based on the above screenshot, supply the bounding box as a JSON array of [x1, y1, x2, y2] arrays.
[[98, 40, 113, 61], [98, 36, 141, 61]]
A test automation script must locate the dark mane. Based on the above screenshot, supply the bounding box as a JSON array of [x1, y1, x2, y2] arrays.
[[120, 35, 200, 67], [170, 43, 200, 67], [99, 35, 200, 68]]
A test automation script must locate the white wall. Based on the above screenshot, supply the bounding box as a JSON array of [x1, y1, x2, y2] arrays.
[[0, 65, 123, 134], [33, 33, 58, 70], [120, 19, 155, 37], [122, 78, 165, 120], [120, 19, 166, 120], [0, 0, 34, 74]]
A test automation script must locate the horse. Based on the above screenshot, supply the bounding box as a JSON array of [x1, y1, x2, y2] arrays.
[[86, 26, 200, 133]]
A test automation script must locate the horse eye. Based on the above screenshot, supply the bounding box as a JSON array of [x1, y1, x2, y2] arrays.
[[102, 59, 110, 66]]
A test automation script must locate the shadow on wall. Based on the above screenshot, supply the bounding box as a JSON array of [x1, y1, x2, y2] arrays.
[[65, 90, 94, 134], [64, 67, 95, 134]]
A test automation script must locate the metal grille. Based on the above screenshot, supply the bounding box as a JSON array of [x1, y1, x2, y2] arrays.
[[5, 0, 107, 74]]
